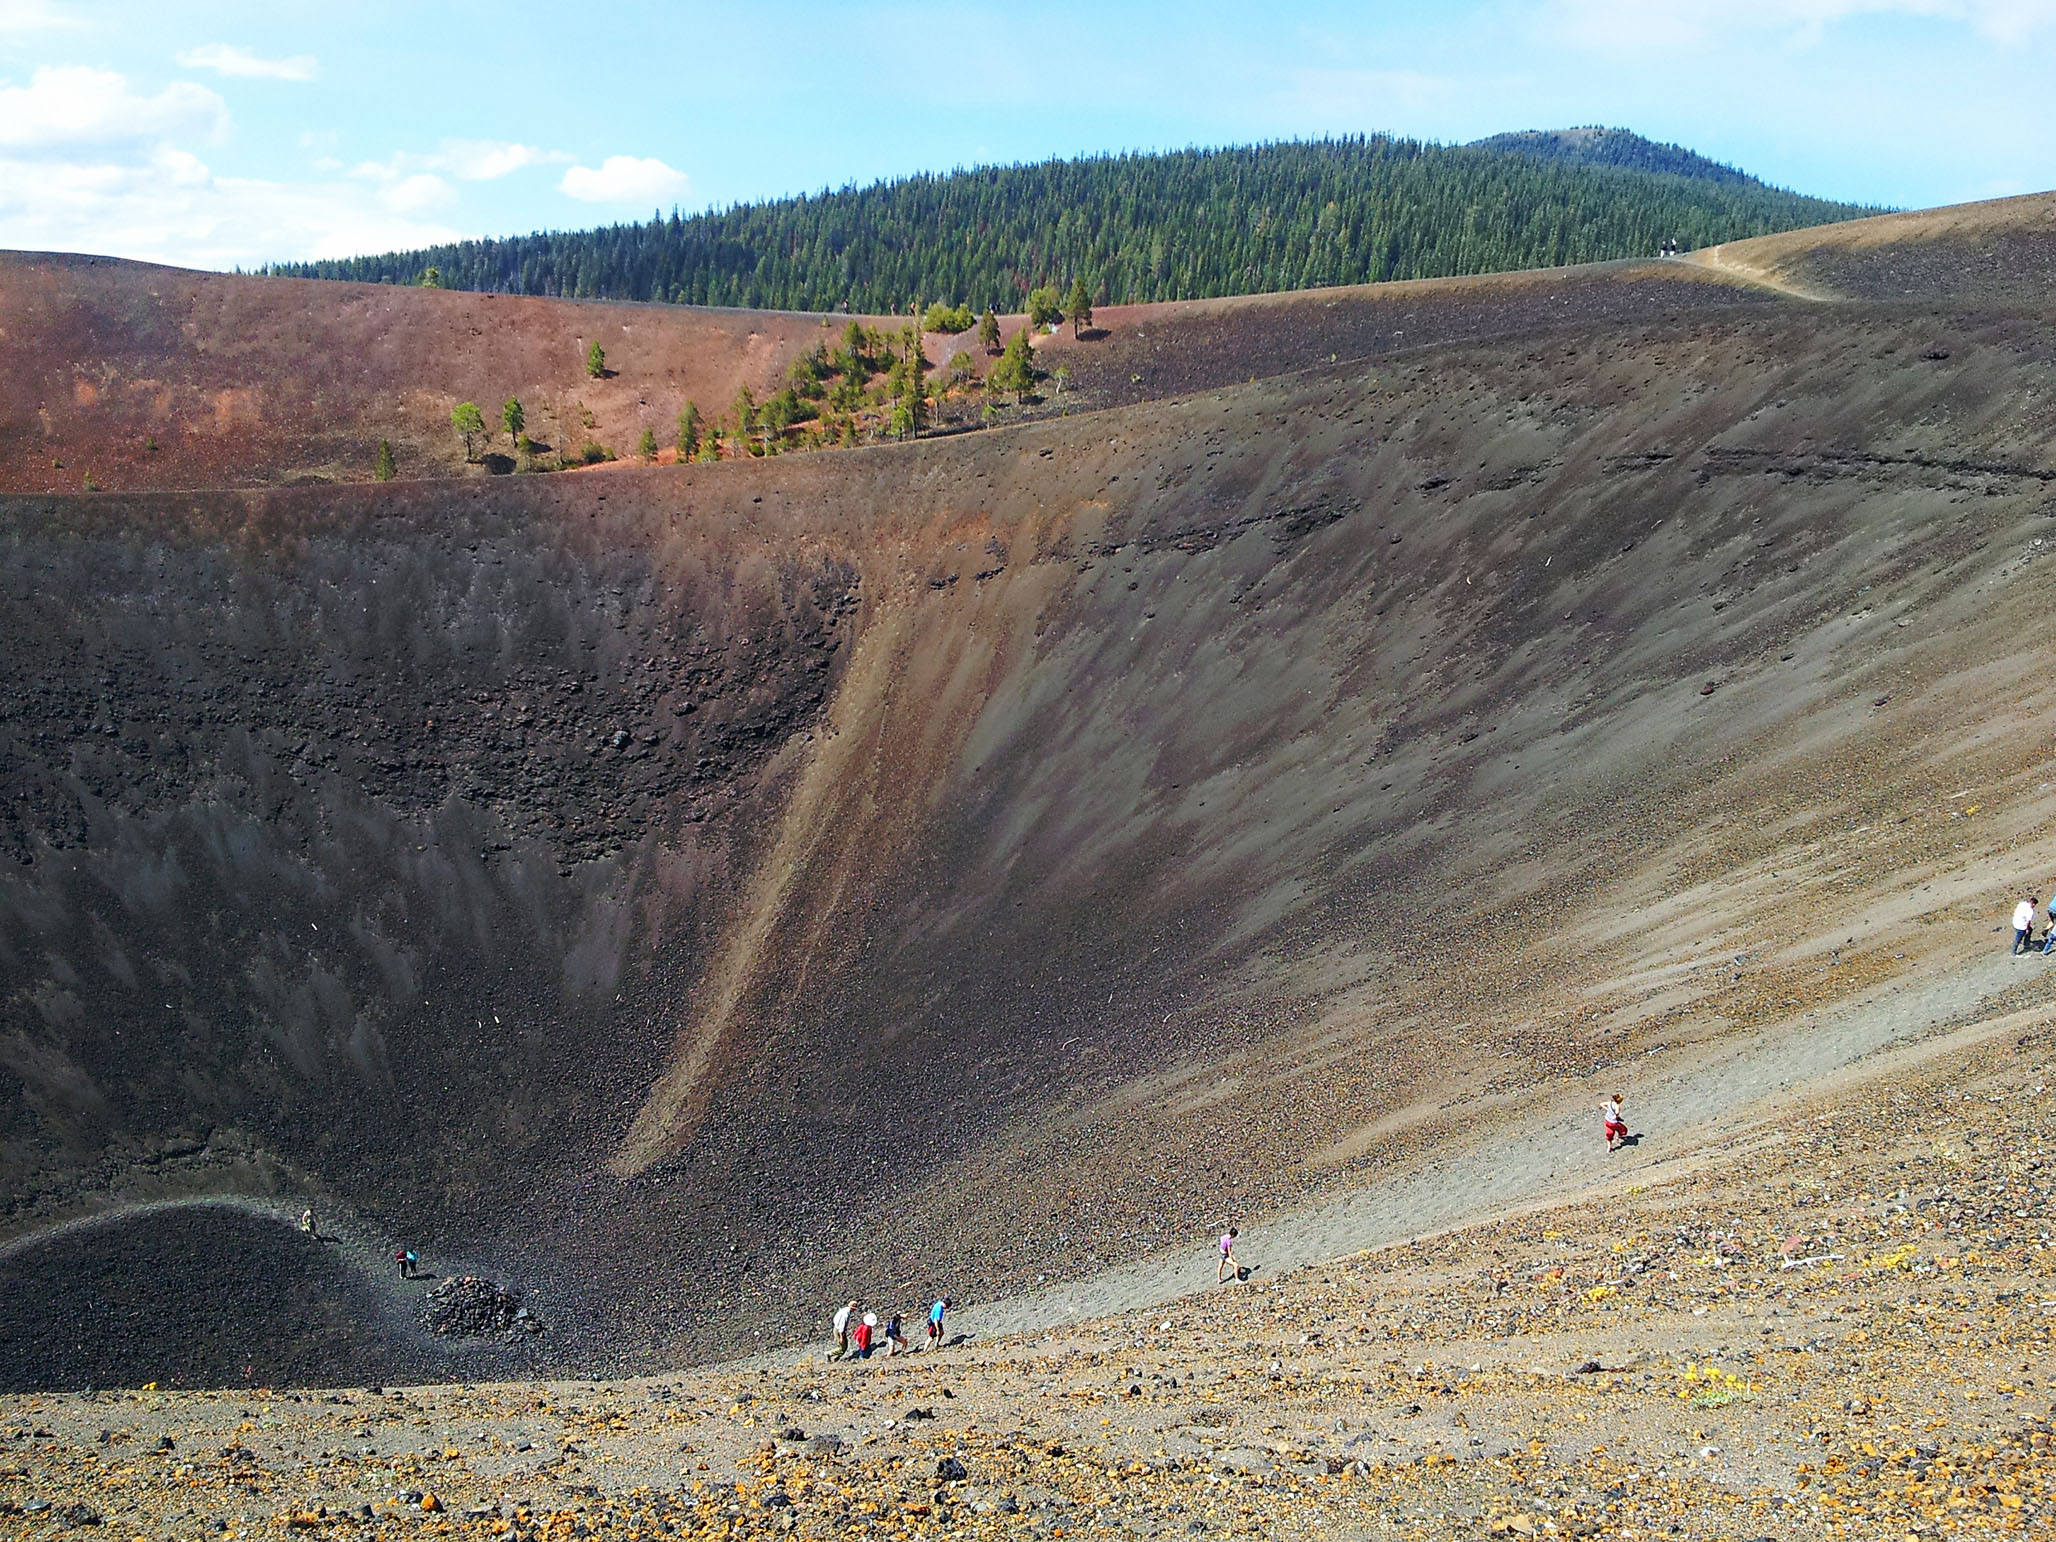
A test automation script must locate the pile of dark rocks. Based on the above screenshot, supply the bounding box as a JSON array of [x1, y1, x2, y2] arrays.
[[421, 1277, 542, 1341]]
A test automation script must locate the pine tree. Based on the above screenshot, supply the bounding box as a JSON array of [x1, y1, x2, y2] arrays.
[[734, 385, 759, 448], [1026, 286, 1063, 331], [677, 401, 701, 460], [637, 426, 659, 460], [450, 401, 487, 461], [979, 306, 1001, 354], [1065, 277, 1093, 338], [374, 439, 397, 481], [585, 340, 607, 378], [989, 327, 1038, 404], [502, 397, 525, 443]]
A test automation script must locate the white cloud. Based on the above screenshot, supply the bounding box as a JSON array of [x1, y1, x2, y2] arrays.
[[0, 146, 463, 266], [0, 0, 76, 33], [440, 139, 566, 180], [0, 65, 227, 152], [350, 138, 567, 187], [382, 171, 453, 213], [560, 154, 688, 204], [1551, 0, 2056, 48], [0, 64, 458, 267], [176, 43, 319, 81]]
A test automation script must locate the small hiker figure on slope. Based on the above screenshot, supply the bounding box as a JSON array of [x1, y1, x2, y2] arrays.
[[1217, 1227, 1242, 1284], [2013, 894, 2039, 955], [1603, 1092, 1628, 1152]]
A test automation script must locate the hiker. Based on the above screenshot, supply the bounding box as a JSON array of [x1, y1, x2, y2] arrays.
[[2044, 894, 2056, 954], [298, 1208, 316, 1237], [2013, 894, 2038, 954], [853, 1313, 876, 1359], [394, 1248, 410, 1279], [884, 1313, 907, 1356], [833, 1299, 857, 1359], [926, 1297, 952, 1350], [1218, 1227, 1241, 1284], [1603, 1092, 1628, 1152]]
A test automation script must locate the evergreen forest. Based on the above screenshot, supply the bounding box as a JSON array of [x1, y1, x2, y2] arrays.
[[271, 133, 1875, 314]]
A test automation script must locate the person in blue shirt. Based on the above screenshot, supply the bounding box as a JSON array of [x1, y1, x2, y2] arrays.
[[926, 1297, 953, 1350]]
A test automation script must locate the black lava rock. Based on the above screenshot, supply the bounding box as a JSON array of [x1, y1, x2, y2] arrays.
[[421, 1277, 543, 1341]]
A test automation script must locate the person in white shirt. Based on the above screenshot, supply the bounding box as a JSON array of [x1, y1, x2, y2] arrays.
[[1602, 1093, 1627, 1151], [2013, 896, 2038, 955], [833, 1299, 858, 1360]]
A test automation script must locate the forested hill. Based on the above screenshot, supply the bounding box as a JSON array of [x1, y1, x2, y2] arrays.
[[1465, 127, 1756, 186], [270, 134, 1876, 313]]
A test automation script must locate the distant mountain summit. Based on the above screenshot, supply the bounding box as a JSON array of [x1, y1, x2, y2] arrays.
[[1469, 127, 1757, 187]]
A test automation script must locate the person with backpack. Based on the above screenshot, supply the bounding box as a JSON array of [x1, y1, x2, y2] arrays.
[[884, 1314, 908, 1356], [853, 1313, 875, 1359], [925, 1297, 952, 1350]]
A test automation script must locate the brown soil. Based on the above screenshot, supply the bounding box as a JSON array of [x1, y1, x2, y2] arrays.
[[0, 254, 878, 494], [0, 251, 1774, 497]]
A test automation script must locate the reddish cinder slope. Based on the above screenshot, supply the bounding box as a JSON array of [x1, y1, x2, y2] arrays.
[[0, 253, 862, 493], [0, 249, 1777, 497]]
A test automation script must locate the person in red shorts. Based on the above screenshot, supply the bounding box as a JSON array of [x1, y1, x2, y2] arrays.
[[1602, 1092, 1628, 1152]]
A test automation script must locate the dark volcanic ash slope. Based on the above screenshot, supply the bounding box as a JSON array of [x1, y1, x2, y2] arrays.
[[1689, 189, 2056, 305], [5, 257, 2056, 1385]]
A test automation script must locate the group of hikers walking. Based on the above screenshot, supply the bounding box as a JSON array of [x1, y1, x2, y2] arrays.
[[833, 1296, 952, 1359]]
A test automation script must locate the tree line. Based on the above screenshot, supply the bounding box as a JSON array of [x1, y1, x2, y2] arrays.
[[271, 135, 1875, 314]]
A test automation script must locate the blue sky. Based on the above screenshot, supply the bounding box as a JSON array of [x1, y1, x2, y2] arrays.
[[2, 0, 2052, 270]]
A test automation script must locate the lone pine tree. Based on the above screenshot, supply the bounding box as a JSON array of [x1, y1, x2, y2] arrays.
[[450, 401, 487, 461], [1065, 277, 1093, 338]]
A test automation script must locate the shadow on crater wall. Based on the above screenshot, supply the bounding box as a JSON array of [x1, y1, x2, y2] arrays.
[[0, 1204, 531, 1392]]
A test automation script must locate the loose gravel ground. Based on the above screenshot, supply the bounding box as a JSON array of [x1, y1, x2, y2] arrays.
[[6, 1002, 2050, 1539]]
